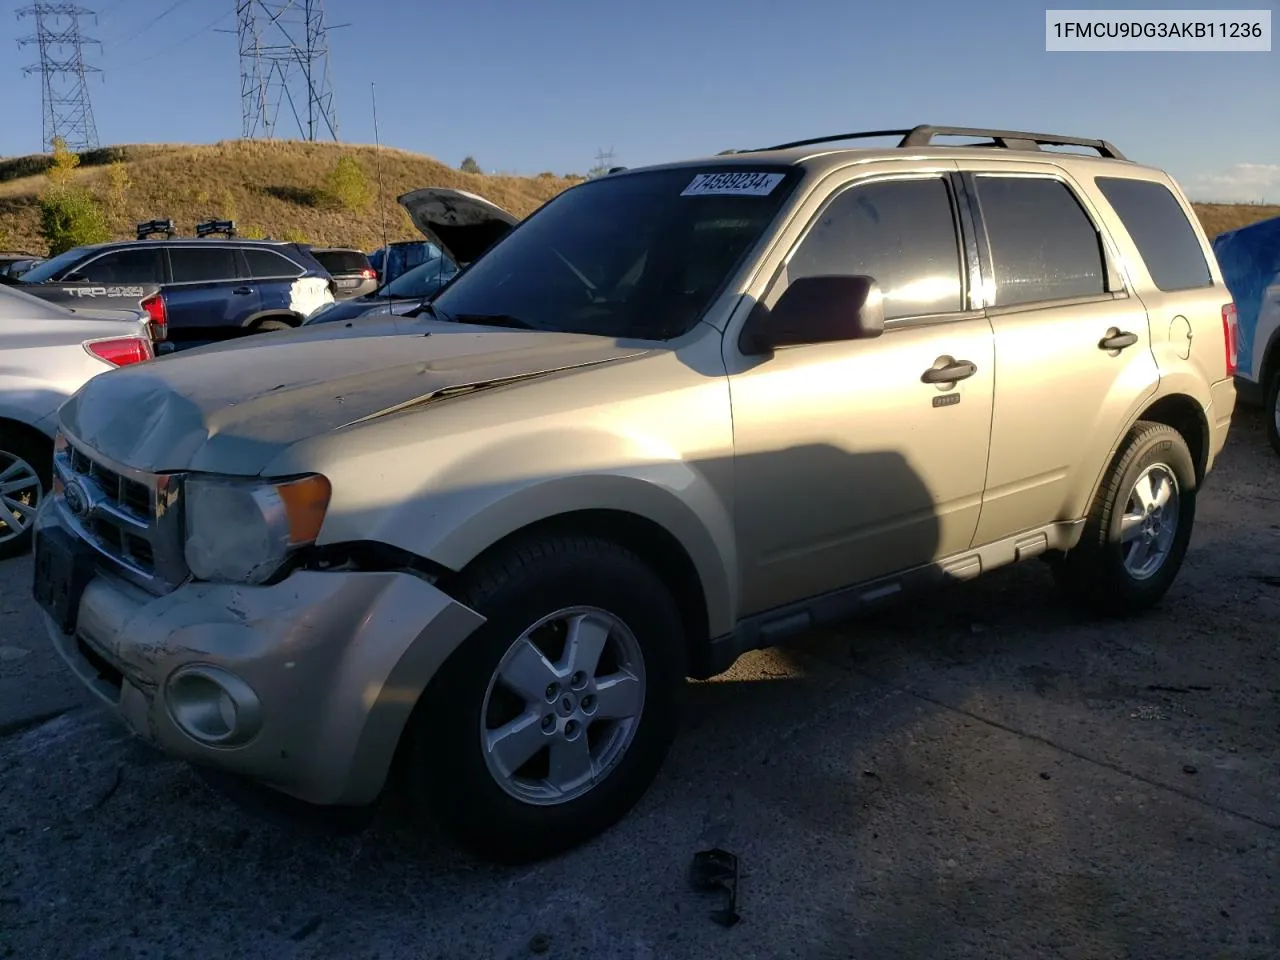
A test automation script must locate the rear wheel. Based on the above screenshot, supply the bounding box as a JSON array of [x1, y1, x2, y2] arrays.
[[1053, 421, 1196, 616], [251, 317, 295, 333], [1265, 368, 1280, 457], [404, 536, 686, 864], [0, 430, 50, 561]]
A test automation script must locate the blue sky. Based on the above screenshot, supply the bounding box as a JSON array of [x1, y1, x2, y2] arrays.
[[3, 0, 1277, 201]]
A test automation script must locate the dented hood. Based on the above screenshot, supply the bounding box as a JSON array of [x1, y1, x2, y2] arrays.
[[59, 319, 650, 474], [397, 187, 519, 265]]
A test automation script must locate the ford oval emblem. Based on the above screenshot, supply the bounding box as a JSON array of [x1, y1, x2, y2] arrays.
[[63, 479, 89, 518]]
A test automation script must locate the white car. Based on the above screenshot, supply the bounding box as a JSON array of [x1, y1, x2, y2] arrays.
[[0, 283, 157, 559]]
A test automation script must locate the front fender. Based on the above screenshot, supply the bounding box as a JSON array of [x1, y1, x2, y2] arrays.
[[304, 428, 740, 639]]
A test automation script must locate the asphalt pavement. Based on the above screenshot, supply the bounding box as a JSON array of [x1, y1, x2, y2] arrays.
[[1, 408, 1277, 960]]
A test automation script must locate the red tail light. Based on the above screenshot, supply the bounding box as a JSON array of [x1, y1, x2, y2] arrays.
[[360, 267, 376, 279], [141, 293, 168, 341], [85, 336, 154, 367], [1222, 303, 1238, 378]]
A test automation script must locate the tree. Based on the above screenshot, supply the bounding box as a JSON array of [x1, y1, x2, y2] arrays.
[[39, 136, 108, 254], [459, 156, 482, 174], [322, 155, 373, 213]]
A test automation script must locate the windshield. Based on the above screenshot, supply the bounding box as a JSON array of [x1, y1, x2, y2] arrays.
[[381, 255, 458, 298], [17, 246, 92, 283], [430, 166, 801, 340]]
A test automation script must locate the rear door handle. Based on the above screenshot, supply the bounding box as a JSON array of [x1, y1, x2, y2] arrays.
[[921, 359, 977, 384], [1098, 328, 1138, 351], [232, 286, 253, 295]]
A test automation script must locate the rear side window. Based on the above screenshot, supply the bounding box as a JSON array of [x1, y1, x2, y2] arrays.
[[787, 176, 965, 321], [76, 247, 164, 283], [243, 248, 304, 279], [313, 250, 370, 274], [169, 247, 238, 283], [1094, 177, 1213, 292], [974, 176, 1107, 307]]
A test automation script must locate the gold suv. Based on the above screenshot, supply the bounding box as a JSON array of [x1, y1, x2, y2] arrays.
[[32, 125, 1238, 864]]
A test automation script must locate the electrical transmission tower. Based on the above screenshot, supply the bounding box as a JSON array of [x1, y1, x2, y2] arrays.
[[16, 3, 102, 152], [235, 0, 340, 141]]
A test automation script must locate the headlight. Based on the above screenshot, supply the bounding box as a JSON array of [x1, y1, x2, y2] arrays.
[[183, 474, 331, 584]]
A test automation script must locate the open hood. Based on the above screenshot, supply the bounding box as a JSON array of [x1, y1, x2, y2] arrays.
[[397, 187, 519, 265]]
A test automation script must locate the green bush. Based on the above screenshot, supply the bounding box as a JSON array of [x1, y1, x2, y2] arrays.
[[39, 187, 109, 255], [460, 156, 482, 174], [322, 156, 372, 213]]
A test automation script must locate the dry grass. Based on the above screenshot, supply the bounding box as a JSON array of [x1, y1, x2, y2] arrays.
[[0, 140, 1275, 255], [0, 140, 583, 253]]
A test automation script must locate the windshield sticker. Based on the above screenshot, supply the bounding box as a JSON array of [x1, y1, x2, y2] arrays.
[[681, 172, 785, 197]]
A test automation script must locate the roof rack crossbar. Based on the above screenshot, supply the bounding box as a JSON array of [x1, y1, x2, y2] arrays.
[[737, 124, 1127, 161]]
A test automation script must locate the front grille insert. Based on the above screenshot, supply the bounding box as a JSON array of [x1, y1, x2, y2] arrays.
[[53, 436, 187, 594]]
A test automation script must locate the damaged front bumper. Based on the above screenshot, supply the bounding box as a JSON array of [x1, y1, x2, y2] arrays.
[[34, 502, 484, 807]]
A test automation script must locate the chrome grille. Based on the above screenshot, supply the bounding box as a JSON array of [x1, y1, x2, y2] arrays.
[[52, 434, 188, 594]]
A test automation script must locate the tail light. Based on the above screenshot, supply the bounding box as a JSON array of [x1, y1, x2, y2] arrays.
[[141, 292, 168, 341], [1222, 302, 1238, 378], [85, 336, 154, 367], [360, 267, 376, 279]]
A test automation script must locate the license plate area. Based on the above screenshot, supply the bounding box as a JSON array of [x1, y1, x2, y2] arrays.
[[32, 526, 97, 634]]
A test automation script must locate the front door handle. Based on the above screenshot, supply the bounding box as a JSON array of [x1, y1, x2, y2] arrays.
[[232, 286, 253, 296], [921, 359, 977, 384], [1099, 328, 1138, 351]]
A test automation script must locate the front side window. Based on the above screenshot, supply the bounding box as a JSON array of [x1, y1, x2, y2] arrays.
[[17, 247, 95, 283], [76, 247, 165, 283], [786, 176, 965, 321], [975, 176, 1107, 307], [169, 247, 239, 284], [430, 166, 802, 340]]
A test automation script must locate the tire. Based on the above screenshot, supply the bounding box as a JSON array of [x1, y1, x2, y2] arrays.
[[1265, 368, 1280, 457], [1053, 421, 1197, 617], [404, 536, 686, 864], [0, 429, 51, 561], [251, 317, 295, 333]]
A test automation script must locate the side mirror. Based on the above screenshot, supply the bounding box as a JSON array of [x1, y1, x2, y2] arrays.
[[738, 274, 885, 355]]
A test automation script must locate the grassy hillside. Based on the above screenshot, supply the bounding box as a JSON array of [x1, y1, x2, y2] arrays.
[[0, 140, 583, 254], [0, 139, 1276, 256]]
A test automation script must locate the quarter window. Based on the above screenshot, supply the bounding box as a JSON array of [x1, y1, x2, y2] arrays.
[[974, 176, 1107, 307], [1094, 177, 1212, 292], [786, 177, 964, 321], [168, 247, 238, 284], [243, 248, 304, 279]]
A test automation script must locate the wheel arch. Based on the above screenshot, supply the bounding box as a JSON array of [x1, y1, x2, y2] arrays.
[[436, 508, 716, 678], [0, 415, 57, 454]]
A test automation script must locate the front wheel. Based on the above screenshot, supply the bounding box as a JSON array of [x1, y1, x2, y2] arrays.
[[1053, 421, 1197, 616], [405, 536, 686, 864]]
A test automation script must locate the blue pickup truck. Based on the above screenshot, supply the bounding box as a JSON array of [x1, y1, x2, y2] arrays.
[[15, 235, 336, 347]]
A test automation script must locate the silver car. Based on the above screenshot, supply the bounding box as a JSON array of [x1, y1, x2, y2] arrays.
[[0, 284, 158, 559]]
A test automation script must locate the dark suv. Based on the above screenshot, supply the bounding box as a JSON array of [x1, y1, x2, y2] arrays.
[[17, 239, 336, 346]]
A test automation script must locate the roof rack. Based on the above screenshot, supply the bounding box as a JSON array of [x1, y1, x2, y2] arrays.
[[195, 218, 237, 239], [741, 125, 1127, 161], [136, 218, 176, 240]]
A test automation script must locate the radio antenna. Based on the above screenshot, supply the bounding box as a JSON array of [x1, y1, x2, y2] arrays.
[[371, 81, 390, 301]]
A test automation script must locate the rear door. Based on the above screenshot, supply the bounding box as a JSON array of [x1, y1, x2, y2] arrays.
[[164, 245, 253, 337], [954, 161, 1160, 544]]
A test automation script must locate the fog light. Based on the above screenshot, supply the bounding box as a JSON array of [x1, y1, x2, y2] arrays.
[[166, 665, 263, 747]]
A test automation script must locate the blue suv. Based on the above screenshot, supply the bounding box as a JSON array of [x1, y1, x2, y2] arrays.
[[17, 236, 335, 347]]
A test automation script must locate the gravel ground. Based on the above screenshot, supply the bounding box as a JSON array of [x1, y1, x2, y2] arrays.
[[1, 408, 1277, 960]]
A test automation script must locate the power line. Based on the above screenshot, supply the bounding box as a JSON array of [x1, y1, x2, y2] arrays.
[[16, 3, 102, 152], [132, 8, 232, 67], [107, 0, 198, 48]]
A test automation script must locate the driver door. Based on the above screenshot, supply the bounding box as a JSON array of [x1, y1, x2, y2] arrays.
[[727, 171, 996, 616]]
